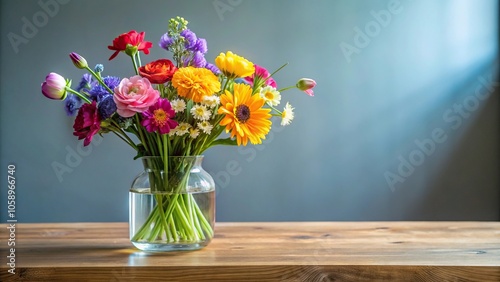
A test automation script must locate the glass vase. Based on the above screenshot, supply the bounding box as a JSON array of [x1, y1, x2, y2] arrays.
[[129, 156, 215, 252]]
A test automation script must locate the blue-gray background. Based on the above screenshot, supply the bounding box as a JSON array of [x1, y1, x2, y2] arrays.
[[1, 0, 498, 222]]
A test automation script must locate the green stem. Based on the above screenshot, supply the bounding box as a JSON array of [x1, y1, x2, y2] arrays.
[[269, 62, 288, 78], [155, 195, 169, 241], [163, 134, 169, 190], [110, 130, 136, 149], [131, 55, 139, 75], [136, 53, 142, 68], [277, 85, 297, 92], [84, 66, 114, 94], [134, 115, 151, 154], [65, 87, 91, 103]]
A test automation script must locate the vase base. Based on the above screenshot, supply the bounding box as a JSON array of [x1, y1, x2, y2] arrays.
[[131, 240, 211, 252]]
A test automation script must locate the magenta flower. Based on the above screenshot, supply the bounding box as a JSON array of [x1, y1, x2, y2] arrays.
[[296, 78, 316, 96], [141, 98, 178, 134], [41, 72, 68, 100], [69, 52, 88, 69], [113, 75, 160, 117], [244, 65, 277, 88], [73, 101, 101, 146]]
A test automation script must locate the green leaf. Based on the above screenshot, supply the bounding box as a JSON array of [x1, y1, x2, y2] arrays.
[[210, 138, 237, 147], [133, 144, 147, 160]]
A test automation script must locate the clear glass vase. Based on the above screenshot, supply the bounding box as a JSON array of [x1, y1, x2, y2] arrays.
[[129, 156, 215, 252]]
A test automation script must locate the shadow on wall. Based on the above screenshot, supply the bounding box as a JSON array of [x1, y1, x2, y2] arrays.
[[385, 61, 499, 220]]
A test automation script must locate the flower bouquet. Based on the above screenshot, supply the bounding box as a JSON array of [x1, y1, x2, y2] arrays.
[[41, 17, 315, 251]]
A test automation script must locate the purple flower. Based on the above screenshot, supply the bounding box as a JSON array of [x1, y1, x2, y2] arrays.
[[193, 38, 207, 54], [205, 63, 221, 75], [191, 52, 206, 67], [87, 76, 120, 101], [64, 94, 83, 116], [97, 94, 117, 119], [159, 33, 175, 50], [41, 72, 67, 100], [76, 73, 92, 92], [180, 29, 197, 50], [183, 52, 206, 68]]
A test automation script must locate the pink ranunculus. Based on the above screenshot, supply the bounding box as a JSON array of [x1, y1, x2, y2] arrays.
[[113, 75, 160, 117], [73, 101, 100, 146], [244, 65, 277, 88]]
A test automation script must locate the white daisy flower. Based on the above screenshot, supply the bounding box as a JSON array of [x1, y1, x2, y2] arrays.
[[189, 127, 200, 139], [197, 121, 214, 134], [175, 122, 191, 136], [190, 104, 212, 120], [260, 86, 281, 106], [170, 99, 186, 113], [202, 96, 220, 108], [281, 102, 295, 126]]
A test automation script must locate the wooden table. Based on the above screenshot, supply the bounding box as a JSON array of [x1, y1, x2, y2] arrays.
[[1, 222, 499, 281]]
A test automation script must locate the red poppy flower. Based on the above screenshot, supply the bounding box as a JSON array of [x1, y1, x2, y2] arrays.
[[108, 30, 153, 60]]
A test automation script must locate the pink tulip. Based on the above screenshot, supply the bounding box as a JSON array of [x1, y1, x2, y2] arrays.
[[69, 52, 88, 69], [41, 72, 67, 100], [296, 78, 316, 97]]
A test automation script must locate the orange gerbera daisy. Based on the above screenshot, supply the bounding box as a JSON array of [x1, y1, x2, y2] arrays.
[[218, 84, 272, 146], [171, 66, 221, 103]]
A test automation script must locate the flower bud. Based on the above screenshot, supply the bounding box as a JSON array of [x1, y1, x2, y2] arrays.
[[69, 52, 88, 69], [296, 78, 316, 96], [41, 72, 68, 100], [94, 64, 104, 73]]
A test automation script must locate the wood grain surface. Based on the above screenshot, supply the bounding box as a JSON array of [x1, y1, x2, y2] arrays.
[[1, 222, 499, 281]]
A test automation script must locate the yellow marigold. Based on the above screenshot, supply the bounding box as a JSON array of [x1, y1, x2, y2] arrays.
[[171, 67, 221, 103], [218, 84, 271, 146], [215, 51, 254, 78]]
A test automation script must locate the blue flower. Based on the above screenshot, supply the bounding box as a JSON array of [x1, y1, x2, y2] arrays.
[[64, 94, 83, 116], [94, 64, 104, 73], [76, 73, 92, 92], [97, 94, 117, 119], [88, 76, 120, 101]]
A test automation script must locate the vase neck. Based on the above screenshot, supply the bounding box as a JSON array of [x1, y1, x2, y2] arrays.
[[141, 156, 203, 171]]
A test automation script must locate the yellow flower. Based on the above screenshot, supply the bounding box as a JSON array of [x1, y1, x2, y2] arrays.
[[215, 51, 254, 78], [218, 84, 271, 146], [172, 67, 221, 103]]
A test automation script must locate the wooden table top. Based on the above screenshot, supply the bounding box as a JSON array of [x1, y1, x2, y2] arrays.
[[1, 222, 499, 281]]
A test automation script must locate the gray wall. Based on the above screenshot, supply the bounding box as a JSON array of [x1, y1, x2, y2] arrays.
[[1, 0, 498, 222]]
